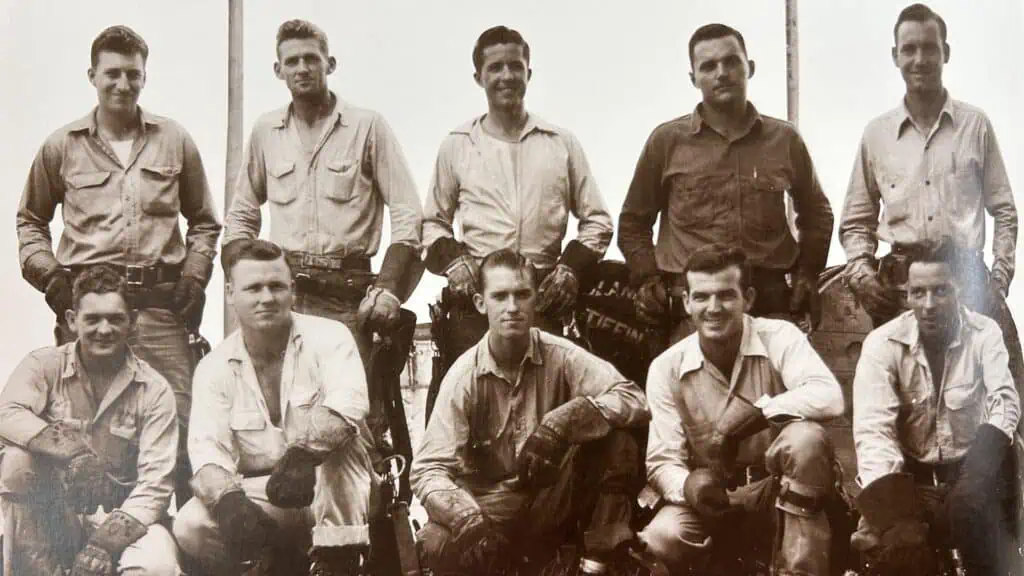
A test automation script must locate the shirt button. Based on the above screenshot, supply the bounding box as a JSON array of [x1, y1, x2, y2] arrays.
[[928, 216, 934, 221], [925, 180, 931, 186], [890, 184, 896, 189]]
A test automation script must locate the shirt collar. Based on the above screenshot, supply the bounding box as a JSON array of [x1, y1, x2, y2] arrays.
[[678, 315, 767, 377], [475, 327, 544, 378], [61, 341, 142, 384], [689, 102, 763, 136], [887, 305, 979, 351], [67, 106, 162, 137], [270, 91, 347, 130], [895, 90, 956, 138], [452, 112, 559, 145], [228, 313, 304, 363]]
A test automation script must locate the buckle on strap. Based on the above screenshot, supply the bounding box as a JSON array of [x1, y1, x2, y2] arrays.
[[125, 265, 145, 288]]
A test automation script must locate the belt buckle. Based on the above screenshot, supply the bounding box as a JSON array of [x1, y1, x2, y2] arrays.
[[125, 265, 144, 289]]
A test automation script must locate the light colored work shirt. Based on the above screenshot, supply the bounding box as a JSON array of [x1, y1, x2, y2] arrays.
[[0, 343, 179, 526], [422, 114, 613, 270], [839, 94, 1017, 286], [853, 308, 1020, 487], [645, 316, 844, 505]]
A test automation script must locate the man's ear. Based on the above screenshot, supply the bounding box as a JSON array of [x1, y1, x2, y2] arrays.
[[689, 70, 696, 87], [743, 286, 757, 313], [87, 67, 96, 87], [273, 61, 283, 80], [526, 67, 532, 82], [747, 59, 756, 79], [128, 310, 139, 331], [473, 292, 486, 315], [473, 70, 483, 88], [326, 55, 337, 75], [943, 43, 951, 64], [64, 309, 77, 333], [891, 46, 899, 68]]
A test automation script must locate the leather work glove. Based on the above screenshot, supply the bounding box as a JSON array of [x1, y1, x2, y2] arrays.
[[848, 269, 901, 321], [634, 274, 669, 325], [517, 422, 570, 490], [357, 286, 402, 332], [855, 472, 935, 575], [989, 274, 1009, 301], [71, 509, 148, 576], [789, 270, 821, 330], [266, 445, 321, 509], [444, 255, 480, 301], [706, 396, 771, 477], [212, 491, 278, 563], [448, 511, 512, 572], [45, 270, 74, 320], [536, 263, 579, 318], [26, 423, 108, 514], [172, 275, 206, 332], [683, 468, 731, 518]]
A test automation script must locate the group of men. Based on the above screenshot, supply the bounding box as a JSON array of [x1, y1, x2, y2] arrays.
[[0, 2, 1019, 575]]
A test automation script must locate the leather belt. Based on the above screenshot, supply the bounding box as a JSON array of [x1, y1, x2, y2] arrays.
[[285, 251, 371, 272], [905, 457, 963, 486], [891, 243, 983, 262], [65, 263, 182, 289]]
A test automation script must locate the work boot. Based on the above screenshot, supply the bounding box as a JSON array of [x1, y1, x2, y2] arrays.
[[309, 545, 369, 576]]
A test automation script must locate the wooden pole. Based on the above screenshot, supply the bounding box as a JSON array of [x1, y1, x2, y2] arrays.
[[224, 0, 243, 336], [785, 0, 800, 237]]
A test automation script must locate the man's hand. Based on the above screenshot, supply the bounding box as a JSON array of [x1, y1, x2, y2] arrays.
[[634, 275, 669, 325], [71, 543, 114, 576], [517, 423, 570, 489], [357, 287, 402, 332], [71, 510, 147, 576], [444, 255, 479, 300], [212, 491, 277, 563], [45, 271, 74, 319], [789, 271, 821, 330], [989, 275, 1009, 301], [848, 269, 901, 321], [683, 469, 730, 518], [172, 276, 206, 332], [536, 264, 579, 318], [706, 397, 771, 476], [63, 452, 109, 514], [448, 512, 512, 572], [266, 446, 320, 509]]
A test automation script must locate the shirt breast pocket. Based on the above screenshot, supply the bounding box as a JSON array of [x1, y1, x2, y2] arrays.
[[267, 161, 298, 205], [744, 173, 790, 235], [139, 165, 183, 216], [879, 170, 912, 226], [63, 171, 114, 218], [944, 382, 983, 436], [229, 410, 267, 432], [668, 172, 717, 226], [323, 157, 359, 203]]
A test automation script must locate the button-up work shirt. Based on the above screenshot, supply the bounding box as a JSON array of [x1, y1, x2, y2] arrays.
[[189, 313, 370, 489], [618, 104, 833, 283], [853, 308, 1020, 487], [839, 95, 1017, 286], [422, 114, 613, 270], [411, 328, 649, 503], [224, 94, 422, 257], [0, 343, 178, 526], [646, 316, 844, 505], [17, 108, 222, 288]]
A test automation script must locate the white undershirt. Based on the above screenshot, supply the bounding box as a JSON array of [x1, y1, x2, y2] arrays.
[[110, 140, 134, 166]]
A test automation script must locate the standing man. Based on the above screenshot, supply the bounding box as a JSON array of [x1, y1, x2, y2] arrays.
[[224, 18, 424, 363], [618, 23, 833, 342], [411, 249, 650, 576], [16, 25, 222, 505], [173, 239, 376, 576], [0, 265, 180, 576], [422, 25, 614, 364], [850, 241, 1020, 576], [637, 244, 845, 575], [838, 4, 1021, 387]]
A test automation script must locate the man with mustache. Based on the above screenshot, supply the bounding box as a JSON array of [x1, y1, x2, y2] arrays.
[[173, 239, 376, 576], [637, 243, 844, 575], [411, 248, 650, 576], [838, 3, 1022, 399], [0, 265, 180, 576], [16, 24, 222, 507], [850, 240, 1020, 576], [618, 23, 833, 343], [422, 25, 613, 369]]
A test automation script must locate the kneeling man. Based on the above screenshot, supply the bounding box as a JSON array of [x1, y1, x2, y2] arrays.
[[173, 239, 376, 576], [638, 243, 845, 575], [0, 264, 180, 576], [410, 248, 650, 575]]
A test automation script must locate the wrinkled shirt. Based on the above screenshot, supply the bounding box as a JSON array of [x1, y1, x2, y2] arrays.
[[189, 313, 371, 499], [224, 94, 422, 256], [0, 343, 178, 526], [411, 328, 649, 503], [646, 316, 844, 505], [618, 104, 834, 283], [839, 95, 1017, 286], [422, 114, 613, 270], [853, 308, 1020, 487], [17, 108, 222, 286]]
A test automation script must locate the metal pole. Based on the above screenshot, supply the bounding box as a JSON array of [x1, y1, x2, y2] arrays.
[[224, 0, 243, 337], [785, 0, 800, 238]]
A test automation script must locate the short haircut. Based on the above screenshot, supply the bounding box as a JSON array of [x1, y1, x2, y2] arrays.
[[688, 23, 747, 68], [276, 19, 329, 57], [477, 248, 537, 292], [91, 25, 149, 67], [473, 25, 530, 73], [72, 265, 127, 309], [221, 238, 290, 280], [894, 3, 947, 44], [682, 243, 752, 291]]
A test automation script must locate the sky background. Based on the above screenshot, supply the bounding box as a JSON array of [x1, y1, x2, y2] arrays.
[[1, 0, 1021, 379]]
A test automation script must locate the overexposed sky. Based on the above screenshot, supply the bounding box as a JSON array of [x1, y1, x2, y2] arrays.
[[1, 0, 1020, 378]]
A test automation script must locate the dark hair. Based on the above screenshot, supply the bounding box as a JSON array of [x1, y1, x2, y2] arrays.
[[906, 239, 962, 278], [277, 19, 329, 57], [894, 3, 947, 44], [477, 248, 537, 292], [72, 265, 127, 308], [221, 239, 290, 280], [473, 26, 530, 73], [688, 23, 747, 68], [91, 25, 149, 67], [682, 243, 752, 290]]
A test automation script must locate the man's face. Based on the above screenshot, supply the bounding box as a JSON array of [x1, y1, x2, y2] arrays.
[[690, 35, 752, 110], [227, 257, 295, 332], [684, 266, 754, 344], [893, 19, 948, 95], [88, 51, 145, 116], [473, 265, 536, 343], [66, 292, 133, 361], [475, 43, 531, 111], [907, 261, 959, 341], [275, 38, 335, 99]]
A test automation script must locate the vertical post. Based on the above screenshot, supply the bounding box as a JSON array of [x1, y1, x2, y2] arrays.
[[785, 0, 800, 237], [224, 0, 243, 336]]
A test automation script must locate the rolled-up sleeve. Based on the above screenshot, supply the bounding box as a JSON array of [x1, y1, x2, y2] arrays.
[[0, 353, 56, 446], [410, 363, 472, 505], [839, 135, 883, 279], [978, 320, 1021, 438], [188, 359, 239, 485], [224, 128, 267, 244], [852, 332, 905, 487], [565, 133, 612, 257], [563, 346, 650, 430], [320, 328, 370, 427], [980, 117, 1017, 288], [644, 354, 690, 505], [421, 137, 461, 259], [119, 382, 178, 526], [370, 114, 422, 251], [762, 323, 845, 421], [618, 130, 666, 285], [178, 130, 222, 263]]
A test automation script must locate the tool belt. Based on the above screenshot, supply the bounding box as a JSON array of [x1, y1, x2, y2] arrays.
[[905, 457, 964, 487], [286, 251, 375, 302], [63, 263, 182, 310]]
